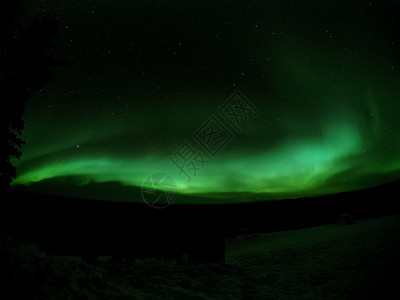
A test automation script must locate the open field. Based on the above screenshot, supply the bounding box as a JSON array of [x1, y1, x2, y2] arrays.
[[1, 214, 399, 299]]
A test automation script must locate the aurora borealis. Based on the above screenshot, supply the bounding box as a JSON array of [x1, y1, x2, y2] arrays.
[[10, 0, 400, 203]]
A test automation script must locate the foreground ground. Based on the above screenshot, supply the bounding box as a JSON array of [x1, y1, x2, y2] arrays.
[[1, 214, 399, 299]]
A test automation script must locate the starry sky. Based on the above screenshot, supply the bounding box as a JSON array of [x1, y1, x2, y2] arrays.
[[10, 0, 400, 203]]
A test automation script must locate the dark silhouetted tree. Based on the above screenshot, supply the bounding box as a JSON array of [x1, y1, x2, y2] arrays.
[[0, 2, 62, 190]]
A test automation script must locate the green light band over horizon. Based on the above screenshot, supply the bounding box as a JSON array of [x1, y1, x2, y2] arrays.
[[11, 0, 400, 202]]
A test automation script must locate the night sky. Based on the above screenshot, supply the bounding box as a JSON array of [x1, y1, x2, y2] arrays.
[[11, 0, 400, 203]]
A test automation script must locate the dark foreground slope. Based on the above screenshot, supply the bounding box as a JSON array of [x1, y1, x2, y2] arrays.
[[1, 180, 399, 257], [1, 214, 399, 299]]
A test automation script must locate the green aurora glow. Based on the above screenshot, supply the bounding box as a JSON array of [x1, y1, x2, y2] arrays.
[[11, 0, 400, 202]]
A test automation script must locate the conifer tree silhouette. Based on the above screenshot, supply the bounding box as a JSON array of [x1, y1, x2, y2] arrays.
[[0, 1, 62, 190]]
